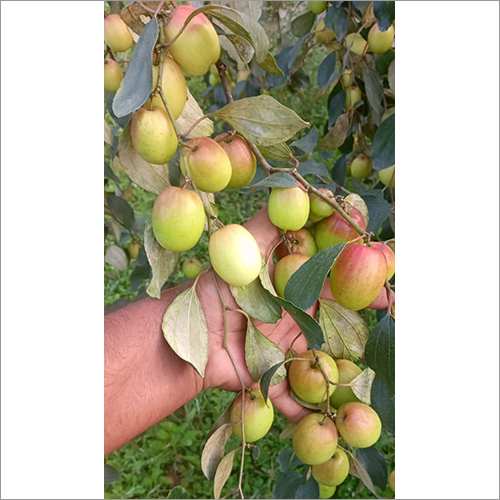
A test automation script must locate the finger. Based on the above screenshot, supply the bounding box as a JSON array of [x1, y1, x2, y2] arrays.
[[269, 378, 311, 423], [244, 206, 281, 259]]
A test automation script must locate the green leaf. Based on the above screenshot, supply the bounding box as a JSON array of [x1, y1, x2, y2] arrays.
[[372, 113, 395, 170], [207, 397, 237, 439], [225, 33, 255, 64], [289, 388, 322, 410], [349, 455, 381, 498], [328, 90, 346, 129], [298, 159, 329, 177], [105, 245, 128, 271], [104, 161, 121, 183], [252, 445, 261, 460], [371, 375, 395, 434], [277, 448, 303, 472], [230, 278, 282, 324], [319, 113, 351, 150], [291, 126, 318, 155], [144, 222, 180, 299], [244, 319, 286, 384], [291, 11, 316, 37], [258, 51, 285, 77], [279, 423, 296, 440], [273, 470, 303, 499], [176, 88, 214, 139], [325, 4, 348, 40], [112, 17, 158, 117], [106, 195, 136, 230], [319, 299, 369, 361], [318, 52, 339, 90], [362, 67, 384, 125], [251, 172, 297, 189], [361, 190, 392, 233], [167, 486, 190, 499], [295, 474, 320, 499], [373, 1, 395, 31], [201, 423, 233, 481], [258, 142, 293, 161], [388, 59, 395, 94], [260, 361, 287, 403], [162, 282, 209, 378], [117, 123, 170, 195], [104, 463, 121, 485], [356, 447, 388, 491], [213, 95, 310, 147], [214, 449, 238, 499], [365, 314, 395, 397], [350, 367, 376, 405], [285, 244, 346, 310]]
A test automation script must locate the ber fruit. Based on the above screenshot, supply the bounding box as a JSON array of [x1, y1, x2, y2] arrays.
[[310, 188, 335, 219], [330, 359, 362, 409], [268, 186, 310, 231], [368, 23, 395, 54], [346, 86, 362, 108], [319, 484, 336, 499], [164, 6, 221, 76], [185, 137, 232, 193], [209, 225, 262, 287], [389, 470, 395, 493], [104, 14, 133, 53], [309, 1, 327, 15], [341, 69, 353, 88], [330, 244, 387, 310], [104, 59, 123, 93], [379, 165, 395, 187], [288, 350, 339, 403], [131, 107, 178, 164], [127, 241, 140, 260], [182, 258, 202, 278], [312, 448, 350, 487], [351, 155, 373, 179], [344, 33, 367, 56], [215, 134, 257, 190], [274, 229, 318, 260], [315, 20, 335, 45], [335, 402, 382, 448], [273, 254, 309, 298], [371, 242, 395, 280], [230, 389, 274, 443], [152, 187, 205, 252], [292, 413, 338, 465]]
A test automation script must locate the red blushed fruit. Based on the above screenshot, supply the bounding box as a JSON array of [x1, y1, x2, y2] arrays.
[[315, 206, 367, 250], [371, 242, 395, 280], [275, 229, 318, 260], [335, 402, 382, 448], [330, 244, 387, 311]]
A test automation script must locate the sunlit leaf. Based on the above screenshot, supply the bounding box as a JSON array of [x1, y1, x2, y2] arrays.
[[214, 449, 239, 499], [201, 423, 233, 481]]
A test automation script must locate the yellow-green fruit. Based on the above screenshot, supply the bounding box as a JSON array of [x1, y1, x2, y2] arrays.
[[127, 241, 140, 259], [182, 258, 202, 278], [274, 254, 309, 298], [104, 59, 123, 92], [215, 134, 257, 190], [148, 59, 187, 119], [335, 402, 382, 448], [268, 186, 310, 231], [209, 224, 262, 286], [185, 137, 232, 193], [292, 413, 338, 465], [330, 360, 362, 409], [346, 87, 362, 108], [210, 64, 219, 77], [312, 448, 349, 487], [230, 389, 274, 442], [209, 73, 220, 86], [351, 155, 372, 179], [378, 165, 395, 187], [368, 23, 395, 54], [319, 484, 337, 499], [152, 187, 205, 252], [309, 1, 327, 15], [104, 14, 133, 52], [344, 33, 367, 56], [288, 350, 339, 403], [341, 69, 353, 88], [316, 20, 336, 45], [310, 188, 335, 219], [389, 470, 395, 493], [131, 107, 178, 164], [164, 5, 221, 76]]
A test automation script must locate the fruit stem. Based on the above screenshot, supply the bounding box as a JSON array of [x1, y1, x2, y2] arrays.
[[179, 113, 214, 140]]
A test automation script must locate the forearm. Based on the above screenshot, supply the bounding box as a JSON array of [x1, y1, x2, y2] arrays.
[[104, 282, 203, 455]]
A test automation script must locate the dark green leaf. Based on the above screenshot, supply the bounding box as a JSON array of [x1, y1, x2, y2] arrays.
[[251, 172, 297, 189], [372, 113, 395, 170], [258, 51, 285, 77], [106, 195, 136, 230], [325, 4, 348, 40], [252, 446, 261, 460], [267, 37, 306, 87], [373, 1, 395, 31], [285, 244, 345, 310], [298, 159, 330, 178], [113, 17, 157, 117], [331, 155, 346, 189], [318, 51, 339, 90], [261, 361, 287, 403], [258, 142, 293, 161], [278, 448, 303, 472], [104, 162, 121, 183], [362, 67, 384, 125], [374, 50, 395, 76], [295, 475, 320, 499], [290, 388, 322, 410], [130, 261, 151, 292], [104, 463, 121, 484], [361, 190, 392, 233], [167, 486, 190, 499], [349, 455, 381, 498], [291, 126, 318, 155], [365, 314, 395, 397], [291, 11, 316, 37], [328, 90, 346, 129], [356, 447, 388, 490], [106, 93, 131, 128], [371, 374, 395, 434], [273, 470, 303, 499]]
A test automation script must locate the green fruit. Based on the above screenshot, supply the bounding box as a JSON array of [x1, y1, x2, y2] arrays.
[[335, 402, 382, 448], [104, 14, 133, 52], [185, 137, 232, 193], [131, 107, 178, 164], [268, 186, 310, 231], [341, 69, 353, 88], [148, 58, 187, 119], [292, 413, 338, 465], [316, 20, 336, 45], [164, 5, 221, 76], [312, 448, 349, 487], [182, 258, 202, 278], [351, 155, 372, 179], [310, 188, 335, 219], [346, 86, 362, 108], [274, 228, 318, 260], [209, 224, 262, 286], [330, 360, 362, 409], [209, 73, 220, 86], [368, 23, 395, 54], [319, 484, 337, 499], [344, 33, 367, 56], [288, 350, 339, 403], [104, 59, 123, 92], [378, 165, 395, 187], [389, 470, 395, 493], [215, 134, 257, 190], [127, 241, 140, 259], [309, 1, 327, 15], [273, 253, 309, 298], [330, 244, 387, 310], [230, 389, 274, 442]]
